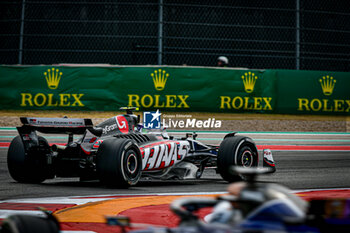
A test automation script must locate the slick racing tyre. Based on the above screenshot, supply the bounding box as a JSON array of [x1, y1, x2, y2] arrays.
[[217, 136, 258, 182], [96, 138, 142, 187], [7, 136, 50, 183], [0, 215, 59, 233]]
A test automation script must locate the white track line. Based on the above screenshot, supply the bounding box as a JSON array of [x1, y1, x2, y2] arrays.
[[0, 197, 113, 205], [6, 188, 349, 203], [0, 210, 46, 219], [0, 192, 227, 205], [2, 189, 348, 205], [71, 191, 228, 198], [292, 187, 350, 193]]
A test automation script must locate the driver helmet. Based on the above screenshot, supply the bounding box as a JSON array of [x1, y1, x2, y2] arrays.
[[217, 56, 229, 67]]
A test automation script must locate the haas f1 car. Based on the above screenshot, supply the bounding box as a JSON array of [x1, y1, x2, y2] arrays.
[[7, 108, 276, 187]]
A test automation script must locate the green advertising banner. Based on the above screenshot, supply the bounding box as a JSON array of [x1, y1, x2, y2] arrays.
[[0, 65, 349, 115], [274, 70, 350, 115]]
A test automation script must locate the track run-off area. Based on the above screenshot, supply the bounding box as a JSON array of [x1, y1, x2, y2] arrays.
[[0, 128, 350, 232]]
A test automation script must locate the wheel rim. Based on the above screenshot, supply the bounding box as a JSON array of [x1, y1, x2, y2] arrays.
[[241, 150, 253, 168], [126, 153, 138, 175]]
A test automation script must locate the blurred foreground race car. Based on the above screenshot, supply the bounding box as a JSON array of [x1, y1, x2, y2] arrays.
[[2, 168, 350, 233], [122, 168, 350, 233], [7, 107, 275, 187]]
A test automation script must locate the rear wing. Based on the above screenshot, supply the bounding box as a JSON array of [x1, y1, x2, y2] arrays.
[[19, 117, 94, 135]]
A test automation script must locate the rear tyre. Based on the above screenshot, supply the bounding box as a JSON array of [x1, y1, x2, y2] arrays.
[[217, 136, 258, 182], [7, 136, 50, 183], [96, 138, 142, 187], [1, 215, 59, 233]]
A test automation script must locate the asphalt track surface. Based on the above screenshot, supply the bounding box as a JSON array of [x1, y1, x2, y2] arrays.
[[0, 129, 350, 201]]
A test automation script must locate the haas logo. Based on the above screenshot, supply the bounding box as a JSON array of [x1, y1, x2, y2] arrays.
[[116, 116, 129, 134], [140, 141, 190, 170]]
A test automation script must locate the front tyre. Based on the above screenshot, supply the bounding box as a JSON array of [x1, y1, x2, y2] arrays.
[[96, 138, 142, 187], [217, 136, 258, 182]]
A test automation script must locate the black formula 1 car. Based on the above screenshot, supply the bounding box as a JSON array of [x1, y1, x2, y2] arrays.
[[7, 108, 276, 187]]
